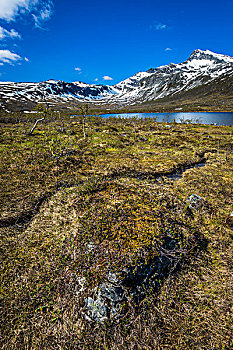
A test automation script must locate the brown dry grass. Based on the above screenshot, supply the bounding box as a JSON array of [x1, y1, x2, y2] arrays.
[[0, 113, 232, 349]]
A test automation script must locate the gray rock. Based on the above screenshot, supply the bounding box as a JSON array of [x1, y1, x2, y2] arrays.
[[139, 136, 148, 141], [86, 241, 96, 252], [188, 194, 203, 209], [76, 276, 87, 297], [226, 212, 233, 228], [107, 271, 119, 284], [85, 283, 126, 323], [85, 295, 109, 322], [82, 236, 179, 323]]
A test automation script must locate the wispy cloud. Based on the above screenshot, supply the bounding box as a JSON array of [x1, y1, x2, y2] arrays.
[[150, 22, 167, 31], [75, 67, 82, 75], [165, 47, 172, 51], [32, 1, 54, 28], [94, 78, 98, 82], [0, 0, 54, 27], [0, 49, 22, 65], [0, 26, 21, 40], [103, 75, 113, 81], [25, 56, 29, 62]]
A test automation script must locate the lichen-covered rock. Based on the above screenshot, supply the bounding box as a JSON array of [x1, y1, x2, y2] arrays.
[[82, 237, 179, 323], [84, 283, 126, 322]]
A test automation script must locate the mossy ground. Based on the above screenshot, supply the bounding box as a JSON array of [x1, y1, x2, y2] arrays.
[[0, 113, 232, 349]]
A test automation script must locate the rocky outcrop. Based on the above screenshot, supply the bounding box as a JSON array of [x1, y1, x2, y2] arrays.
[[79, 236, 180, 323]]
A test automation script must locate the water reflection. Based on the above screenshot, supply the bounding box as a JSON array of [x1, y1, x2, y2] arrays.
[[100, 112, 233, 126]]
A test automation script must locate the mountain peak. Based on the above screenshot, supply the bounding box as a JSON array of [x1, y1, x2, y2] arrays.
[[45, 79, 58, 83], [188, 49, 233, 64]]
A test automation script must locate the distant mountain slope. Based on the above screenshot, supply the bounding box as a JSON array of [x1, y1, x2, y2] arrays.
[[0, 80, 116, 111], [109, 49, 233, 104], [1, 49, 233, 111], [126, 73, 233, 113]]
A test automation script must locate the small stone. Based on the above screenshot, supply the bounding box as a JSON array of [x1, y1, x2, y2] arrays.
[[76, 276, 87, 297], [139, 136, 148, 141], [86, 241, 95, 252], [107, 272, 119, 284], [188, 194, 203, 209], [226, 212, 233, 228]]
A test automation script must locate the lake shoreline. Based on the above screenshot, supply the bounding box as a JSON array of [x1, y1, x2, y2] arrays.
[[99, 109, 233, 114], [99, 111, 233, 126]]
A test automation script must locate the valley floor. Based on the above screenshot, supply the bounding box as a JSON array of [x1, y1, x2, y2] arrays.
[[0, 113, 233, 349]]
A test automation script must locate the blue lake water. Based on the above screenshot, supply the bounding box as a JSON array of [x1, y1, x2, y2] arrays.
[[100, 112, 233, 126]]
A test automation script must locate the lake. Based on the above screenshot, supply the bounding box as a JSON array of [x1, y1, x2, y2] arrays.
[[100, 112, 233, 126]]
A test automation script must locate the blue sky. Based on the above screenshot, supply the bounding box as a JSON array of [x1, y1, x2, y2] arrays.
[[0, 0, 233, 85]]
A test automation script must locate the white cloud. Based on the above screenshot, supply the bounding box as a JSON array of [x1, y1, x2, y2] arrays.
[[103, 75, 113, 81], [94, 78, 98, 82], [165, 47, 172, 51], [0, 26, 21, 40], [150, 22, 167, 31], [0, 0, 34, 21], [155, 24, 166, 30], [24, 56, 29, 61], [0, 49, 22, 65], [75, 67, 82, 75], [0, 0, 53, 26]]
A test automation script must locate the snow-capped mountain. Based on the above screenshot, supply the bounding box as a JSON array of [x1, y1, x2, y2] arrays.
[[0, 80, 116, 110], [1, 49, 233, 111], [109, 49, 233, 104]]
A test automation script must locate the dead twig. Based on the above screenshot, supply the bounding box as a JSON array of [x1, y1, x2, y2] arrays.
[[28, 117, 45, 135]]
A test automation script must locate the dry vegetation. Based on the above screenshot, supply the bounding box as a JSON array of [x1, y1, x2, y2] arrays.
[[0, 111, 233, 349]]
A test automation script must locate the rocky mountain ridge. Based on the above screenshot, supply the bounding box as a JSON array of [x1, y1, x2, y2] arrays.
[[1, 49, 233, 111]]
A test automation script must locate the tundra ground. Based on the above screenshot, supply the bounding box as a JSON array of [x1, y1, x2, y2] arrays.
[[1, 113, 232, 349]]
